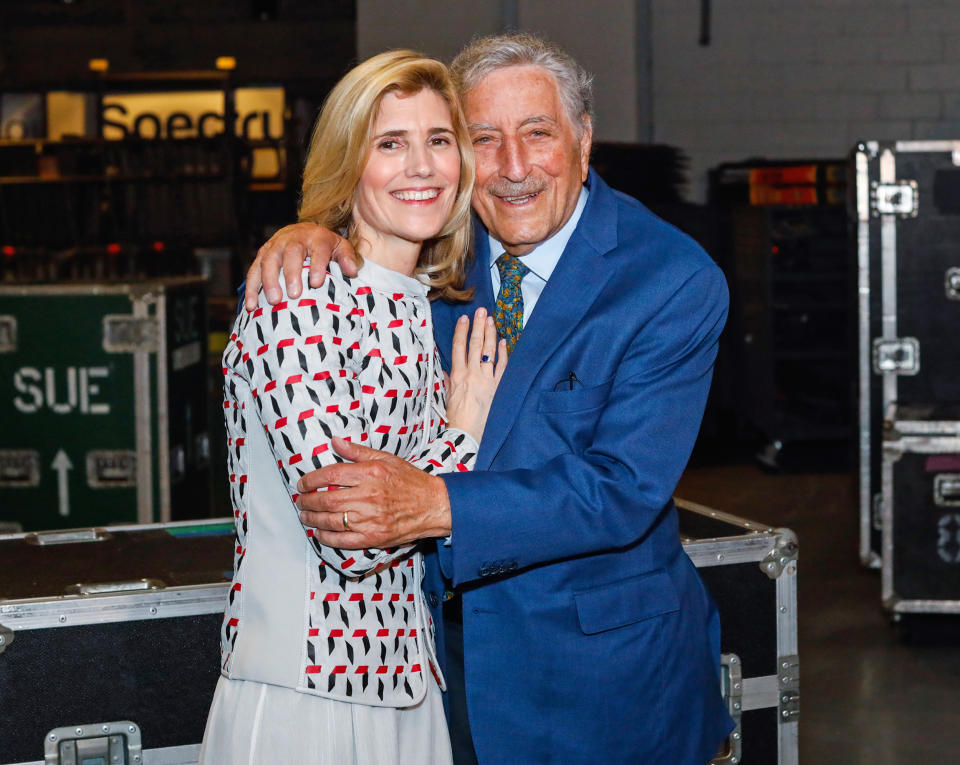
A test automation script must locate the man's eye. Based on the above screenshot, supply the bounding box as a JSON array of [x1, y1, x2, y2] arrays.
[[472, 135, 492, 145]]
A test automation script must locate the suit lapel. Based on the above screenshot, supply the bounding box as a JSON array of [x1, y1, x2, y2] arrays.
[[434, 224, 495, 370], [476, 171, 619, 469]]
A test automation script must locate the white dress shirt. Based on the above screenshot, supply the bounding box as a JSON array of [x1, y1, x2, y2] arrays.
[[488, 186, 589, 324]]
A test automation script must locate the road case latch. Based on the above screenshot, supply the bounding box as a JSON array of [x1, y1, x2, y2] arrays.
[[0, 623, 14, 655], [761, 528, 799, 579], [102, 316, 159, 353], [0, 315, 17, 353], [945, 267, 960, 301], [934, 474, 960, 507], [873, 337, 920, 375], [0, 449, 41, 487], [44, 721, 142, 765], [86, 450, 138, 488], [871, 180, 919, 217], [711, 653, 743, 764], [778, 655, 800, 722]]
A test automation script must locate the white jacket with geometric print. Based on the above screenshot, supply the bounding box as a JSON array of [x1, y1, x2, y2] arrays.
[[219, 259, 477, 707]]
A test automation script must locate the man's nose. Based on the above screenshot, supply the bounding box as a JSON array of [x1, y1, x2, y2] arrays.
[[406, 142, 433, 177], [498, 138, 530, 182]]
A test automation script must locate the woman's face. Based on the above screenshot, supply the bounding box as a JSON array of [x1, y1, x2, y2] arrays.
[[353, 88, 461, 253]]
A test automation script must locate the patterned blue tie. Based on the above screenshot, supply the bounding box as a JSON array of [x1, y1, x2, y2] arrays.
[[494, 254, 530, 354]]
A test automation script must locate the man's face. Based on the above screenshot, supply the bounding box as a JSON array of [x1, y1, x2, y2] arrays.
[[464, 65, 592, 256]]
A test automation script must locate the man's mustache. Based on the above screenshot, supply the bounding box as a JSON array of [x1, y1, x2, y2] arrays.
[[485, 178, 546, 198]]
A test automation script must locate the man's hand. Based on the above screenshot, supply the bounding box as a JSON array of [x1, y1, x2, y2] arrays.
[[244, 223, 358, 311], [296, 438, 452, 549]]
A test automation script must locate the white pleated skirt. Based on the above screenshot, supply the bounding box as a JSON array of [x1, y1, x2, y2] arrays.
[[199, 675, 452, 765]]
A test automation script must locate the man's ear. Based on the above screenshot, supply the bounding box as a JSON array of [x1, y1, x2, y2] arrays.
[[578, 116, 593, 182]]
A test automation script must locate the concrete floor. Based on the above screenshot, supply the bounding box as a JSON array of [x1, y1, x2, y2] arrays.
[[676, 462, 960, 765]]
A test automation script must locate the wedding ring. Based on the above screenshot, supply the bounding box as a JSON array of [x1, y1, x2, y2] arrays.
[[342, 511, 351, 531], [481, 355, 490, 363]]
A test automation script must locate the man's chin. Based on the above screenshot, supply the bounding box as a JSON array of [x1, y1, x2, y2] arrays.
[[484, 217, 548, 248], [490, 230, 546, 256]]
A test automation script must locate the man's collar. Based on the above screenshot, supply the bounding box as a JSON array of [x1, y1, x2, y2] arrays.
[[488, 185, 589, 280]]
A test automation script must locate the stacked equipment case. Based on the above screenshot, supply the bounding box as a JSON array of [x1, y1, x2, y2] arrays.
[[709, 159, 853, 468], [678, 499, 800, 765], [0, 519, 233, 765], [0, 277, 210, 532], [0, 503, 799, 765], [855, 141, 960, 615]]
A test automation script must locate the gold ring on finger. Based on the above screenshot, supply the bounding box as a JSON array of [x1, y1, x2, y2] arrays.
[[342, 511, 351, 531]]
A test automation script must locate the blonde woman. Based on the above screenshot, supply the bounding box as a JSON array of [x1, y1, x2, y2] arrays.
[[200, 51, 504, 764]]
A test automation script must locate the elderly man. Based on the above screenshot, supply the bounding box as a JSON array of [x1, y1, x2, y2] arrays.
[[246, 33, 732, 764]]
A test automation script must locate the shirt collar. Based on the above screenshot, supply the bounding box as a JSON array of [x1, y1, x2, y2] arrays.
[[488, 185, 589, 281], [351, 258, 428, 297]]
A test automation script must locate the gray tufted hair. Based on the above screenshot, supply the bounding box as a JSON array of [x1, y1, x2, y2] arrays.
[[450, 32, 594, 137]]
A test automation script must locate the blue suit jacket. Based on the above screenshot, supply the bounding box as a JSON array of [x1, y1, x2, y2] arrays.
[[424, 170, 734, 764]]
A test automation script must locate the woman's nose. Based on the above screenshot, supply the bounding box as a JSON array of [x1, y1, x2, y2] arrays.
[[406, 143, 433, 177]]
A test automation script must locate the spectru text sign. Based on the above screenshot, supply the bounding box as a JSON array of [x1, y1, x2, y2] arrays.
[[100, 88, 284, 141]]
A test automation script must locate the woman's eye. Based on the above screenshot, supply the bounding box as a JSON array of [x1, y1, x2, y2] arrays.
[[430, 136, 451, 146], [378, 140, 399, 150]]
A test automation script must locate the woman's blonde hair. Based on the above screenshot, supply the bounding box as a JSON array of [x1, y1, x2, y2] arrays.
[[299, 50, 475, 301]]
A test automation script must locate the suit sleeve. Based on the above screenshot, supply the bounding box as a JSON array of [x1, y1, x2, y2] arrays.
[[439, 264, 728, 586], [234, 271, 414, 577]]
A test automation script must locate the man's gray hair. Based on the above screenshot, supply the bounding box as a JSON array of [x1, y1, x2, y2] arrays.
[[450, 32, 594, 136]]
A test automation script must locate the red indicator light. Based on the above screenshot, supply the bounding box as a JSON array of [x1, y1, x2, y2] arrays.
[[152, 241, 165, 252], [2, 246, 15, 257], [107, 243, 122, 255]]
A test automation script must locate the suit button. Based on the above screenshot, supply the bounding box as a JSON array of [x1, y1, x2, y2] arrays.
[[428, 592, 440, 608], [506, 561, 518, 572]]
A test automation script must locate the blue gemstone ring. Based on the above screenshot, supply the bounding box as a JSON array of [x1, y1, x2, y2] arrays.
[[481, 355, 490, 363]]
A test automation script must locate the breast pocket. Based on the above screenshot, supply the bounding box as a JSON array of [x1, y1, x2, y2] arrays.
[[536, 379, 612, 452], [574, 568, 680, 635]]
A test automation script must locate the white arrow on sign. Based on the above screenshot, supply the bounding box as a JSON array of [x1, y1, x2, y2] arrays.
[[51, 449, 73, 517]]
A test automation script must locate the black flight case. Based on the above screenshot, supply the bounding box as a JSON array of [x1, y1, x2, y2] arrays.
[[0, 506, 797, 765], [854, 140, 960, 571], [0, 519, 233, 765]]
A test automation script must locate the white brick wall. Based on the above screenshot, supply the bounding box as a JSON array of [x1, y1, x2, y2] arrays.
[[354, 2, 960, 202], [652, 0, 960, 200], [357, 0, 637, 142]]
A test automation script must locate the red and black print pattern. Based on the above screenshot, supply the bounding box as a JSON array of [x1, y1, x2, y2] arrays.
[[219, 263, 476, 706]]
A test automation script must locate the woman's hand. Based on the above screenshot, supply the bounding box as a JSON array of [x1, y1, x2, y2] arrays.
[[445, 307, 507, 443]]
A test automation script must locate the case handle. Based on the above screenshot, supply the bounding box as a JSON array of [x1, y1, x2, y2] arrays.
[[65, 578, 165, 596], [26, 529, 112, 546]]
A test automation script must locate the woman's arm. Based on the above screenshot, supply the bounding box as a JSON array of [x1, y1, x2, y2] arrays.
[[230, 268, 413, 577], [289, 309, 508, 549]]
